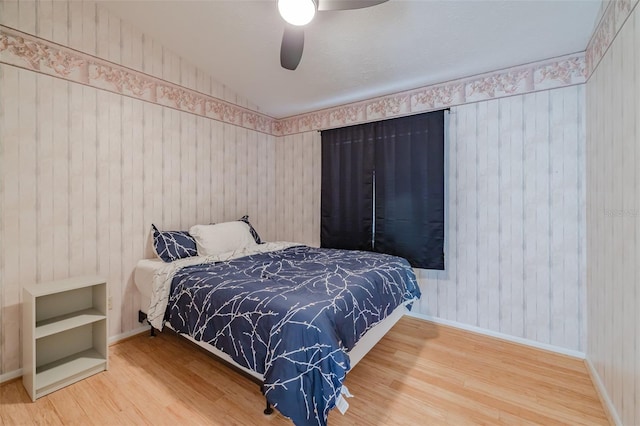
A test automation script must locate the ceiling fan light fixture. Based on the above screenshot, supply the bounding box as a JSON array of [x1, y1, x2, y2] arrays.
[[278, 0, 317, 26]]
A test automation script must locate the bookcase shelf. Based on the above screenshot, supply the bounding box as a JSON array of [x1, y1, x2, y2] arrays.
[[35, 308, 106, 339], [23, 276, 108, 401]]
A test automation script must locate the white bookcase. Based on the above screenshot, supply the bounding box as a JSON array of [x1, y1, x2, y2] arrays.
[[22, 276, 108, 401]]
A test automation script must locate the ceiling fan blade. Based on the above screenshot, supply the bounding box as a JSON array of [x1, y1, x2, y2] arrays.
[[280, 25, 305, 70], [317, 0, 388, 11]]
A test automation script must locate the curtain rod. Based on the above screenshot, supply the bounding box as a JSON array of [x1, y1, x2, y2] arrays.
[[315, 108, 451, 133]]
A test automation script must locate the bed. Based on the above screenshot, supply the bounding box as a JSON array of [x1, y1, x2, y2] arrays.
[[134, 221, 420, 426]]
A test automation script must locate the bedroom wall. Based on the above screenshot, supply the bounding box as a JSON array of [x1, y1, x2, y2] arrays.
[[586, 2, 639, 424], [418, 86, 586, 352], [0, 0, 277, 376], [274, 132, 322, 247], [276, 85, 587, 353]]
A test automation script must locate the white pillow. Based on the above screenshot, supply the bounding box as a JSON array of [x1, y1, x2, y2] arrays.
[[189, 221, 257, 256]]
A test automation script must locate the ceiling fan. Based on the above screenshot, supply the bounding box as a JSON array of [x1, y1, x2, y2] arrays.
[[278, 0, 389, 70]]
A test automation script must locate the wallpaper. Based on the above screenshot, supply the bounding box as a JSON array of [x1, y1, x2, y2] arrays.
[[274, 132, 322, 248], [0, 0, 277, 376], [421, 87, 586, 352], [586, 3, 640, 425]]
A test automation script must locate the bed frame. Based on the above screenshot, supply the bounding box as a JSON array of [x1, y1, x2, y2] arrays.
[[137, 299, 409, 416]]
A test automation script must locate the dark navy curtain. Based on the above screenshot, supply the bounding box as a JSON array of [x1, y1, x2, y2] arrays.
[[374, 112, 445, 269], [320, 124, 375, 250], [321, 110, 445, 270]]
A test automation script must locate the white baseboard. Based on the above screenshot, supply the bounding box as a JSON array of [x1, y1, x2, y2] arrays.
[[1, 326, 150, 384], [108, 325, 150, 345], [405, 312, 586, 359], [0, 368, 23, 384], [585, 357, 622, 426]]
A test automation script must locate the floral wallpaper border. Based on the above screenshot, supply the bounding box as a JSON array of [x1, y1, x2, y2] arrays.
[[2, 0, 637, 138], [275, 54, 586, 135], [0, 26, 275, 135], [585, 0, 639, 76]]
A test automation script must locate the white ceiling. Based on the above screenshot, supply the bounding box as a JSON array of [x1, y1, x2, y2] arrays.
[[101, 0, 602, 118]]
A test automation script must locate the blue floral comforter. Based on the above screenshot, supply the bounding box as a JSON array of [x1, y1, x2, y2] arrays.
[[166, 245, 420, 426]]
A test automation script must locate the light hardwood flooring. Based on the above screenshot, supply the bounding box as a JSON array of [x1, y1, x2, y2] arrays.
[[0, 317, 608, 425]]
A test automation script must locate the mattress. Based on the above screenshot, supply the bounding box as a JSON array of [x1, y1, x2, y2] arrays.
[[134, 258, 166, 312]]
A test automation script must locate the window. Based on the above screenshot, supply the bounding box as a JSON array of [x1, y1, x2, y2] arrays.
[[320, 110, 445, 269]]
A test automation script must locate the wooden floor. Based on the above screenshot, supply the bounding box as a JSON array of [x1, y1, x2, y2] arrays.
[[1, 317, 608, 425]]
